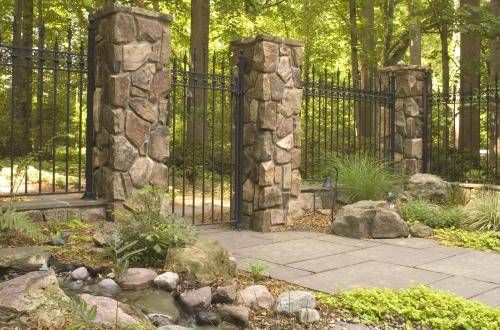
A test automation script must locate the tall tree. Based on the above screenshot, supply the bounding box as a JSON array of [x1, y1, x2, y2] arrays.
[[11, 0, 34, 156], [490, 0, 500, 165], [189, 0, 210, 143], [349, 0, 359, 80], [458, 0, 481, 154], [409, 0, 422, 65]]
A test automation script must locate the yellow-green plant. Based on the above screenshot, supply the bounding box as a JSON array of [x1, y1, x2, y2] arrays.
[[246, 261, 268, 282], [317, 286, 500, 329], [400, 200, 464, 229]]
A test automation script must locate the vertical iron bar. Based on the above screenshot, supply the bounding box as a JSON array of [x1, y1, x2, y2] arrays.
[[389, 73, 396, 164], [64, 26, 72, 192], [304, 68, 309, 178], [191, 50, 197, 224], [336, 70, 340, 156], [77, 43, 84, 191], [234, 52, 246, 229], [171, 57, 177, 215], [51, 39, 59, 193], [37, 19, 45, 193], [210, 52, 215, 223], [201, 49, 207, 224], [83, 18, 95, 199], [220, 59, 225, 221], [182, 54, 187, 217]]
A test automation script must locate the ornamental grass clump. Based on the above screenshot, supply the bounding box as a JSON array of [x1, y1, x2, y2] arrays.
[[326, 155, 405, 203], [462, 191, 500, 232]]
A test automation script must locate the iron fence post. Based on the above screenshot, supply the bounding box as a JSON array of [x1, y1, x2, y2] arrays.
[[389, 73, 396, 166], [234, 52, 246, 229], [422, 71, 430, 173], [83, 15, 96, 200]]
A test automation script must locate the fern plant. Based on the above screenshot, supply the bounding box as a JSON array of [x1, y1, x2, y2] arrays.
[[58, 297, 98, 330], [107, 231, 146, 280], [0, 207, 45, 240]]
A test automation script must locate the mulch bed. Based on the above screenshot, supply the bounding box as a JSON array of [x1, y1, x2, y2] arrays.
[[284, 211, 333, 234]]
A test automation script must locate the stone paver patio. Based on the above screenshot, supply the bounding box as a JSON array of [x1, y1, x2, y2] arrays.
[[200, 228, 500, 308]]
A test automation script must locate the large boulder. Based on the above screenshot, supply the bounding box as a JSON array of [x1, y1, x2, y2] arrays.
[[332, 200, 409, 239], [0, 270, 68, 328], [78, 293, 143, 327], [406, 173, 451, 202], [274, 290, 316, 315], [0, 246, 51, 271], [165, 240, 236, 285], [237, 285, 274, 310]]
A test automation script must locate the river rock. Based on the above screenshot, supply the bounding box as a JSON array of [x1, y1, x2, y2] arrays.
[[0, 270, 68, 328], [157, 326, 192, 330], [332, 200, 409, 239], [117, 268, 157, 290], [134, 290, 180, 324], [78, 293, 142, 327], [295, 308, 320, 324], [66, 279, 84, 291], [274, 290, 316, 315], [0, 246, 51, 271], [166, 240, 236, 285], [71, 266, 89, 281], [217, 304, 250, 327], [97, 278, 121, 296], [237, 285, 274, 310], [406, 173, 451, 202], [213, 284, 237, 304], [154, 272, 179, 291], [195, 311, 222, 326], [410, 223, 434, 238], [179, 286, 212, 314]]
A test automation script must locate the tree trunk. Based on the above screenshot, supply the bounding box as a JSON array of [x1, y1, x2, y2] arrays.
[[349, 0, 359, 81], [11, 0, 33, 156], [440, 23, 450, 95], [357, 0, 376, 140], [409, 0, 422, 66], [458, 0, 481, 155], [489, 0, 500, 168], [382, 0, 395, 66], [189, 0, 209, 144]]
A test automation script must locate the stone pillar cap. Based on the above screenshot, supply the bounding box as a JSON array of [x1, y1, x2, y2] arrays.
[[231, 34, 304, 48], [90, 4, 173, 23]]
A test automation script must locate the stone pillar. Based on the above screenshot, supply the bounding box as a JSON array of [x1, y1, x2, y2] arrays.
[[231, 35, 304, 232], [91, 5, 172, 208], [379, 65, 431, 175]]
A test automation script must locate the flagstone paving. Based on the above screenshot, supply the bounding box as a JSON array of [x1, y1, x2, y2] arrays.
[[200, 227, 500, 307]]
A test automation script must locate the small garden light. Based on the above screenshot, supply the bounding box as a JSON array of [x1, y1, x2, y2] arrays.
[[386, 191, 397, 209]]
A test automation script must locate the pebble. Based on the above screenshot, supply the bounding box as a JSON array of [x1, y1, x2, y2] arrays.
[[70, 267, 89, 281]]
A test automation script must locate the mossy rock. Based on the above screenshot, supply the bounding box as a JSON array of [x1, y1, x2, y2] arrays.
[[165, 240, 236, 285]]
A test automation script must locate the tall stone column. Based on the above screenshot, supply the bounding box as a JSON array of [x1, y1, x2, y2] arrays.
[[231, 35, 304, 232], [91, 5, 172, 209], [379, 65, 431, 175]]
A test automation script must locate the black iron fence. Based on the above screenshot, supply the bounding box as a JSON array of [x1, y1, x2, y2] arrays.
[[0, 13, 90, 197], [167, 52, 242, 225], [427, 81, 499, 184], [301, 68, 396, 180]]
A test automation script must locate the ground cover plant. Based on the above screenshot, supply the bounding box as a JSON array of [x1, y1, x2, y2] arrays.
[[400, 200, 464, 229], [434, 228, 500, 252], [317, 286, 500, 330]]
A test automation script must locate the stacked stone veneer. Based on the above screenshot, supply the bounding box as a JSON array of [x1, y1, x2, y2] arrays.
[[91, 6, 172, 208], [231, 36, 304, 232], [379, 65, 431, 175]]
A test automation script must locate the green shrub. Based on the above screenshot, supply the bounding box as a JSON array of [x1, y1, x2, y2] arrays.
[[246, 261, 268, 282], [117, 186, 197, 268], [462, 191, 500, 232], [447, 185, 468, 206], [435, 228, 500, 252], [325, 154, 404, 203], [317, 286, 500, 329], [0, 207, 45, 240], [400, 200, 464, 229]]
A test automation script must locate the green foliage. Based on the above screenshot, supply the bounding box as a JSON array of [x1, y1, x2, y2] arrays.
[[0, 207, 45, 240], [462, 191, 500, 232], [400, 200, 464, 229], [325, 155, 404, 203], [246, 261, 268, 282], [435, 228, 500, 252], [117, 186, 197, 268], [447, 185, 468, 206], [58, 297, 98, 330], [317, 286, 500, 329], [107, 231, 146, 280]]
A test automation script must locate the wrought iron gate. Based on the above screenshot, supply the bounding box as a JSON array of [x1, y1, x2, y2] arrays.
[[166, 52, 244, 226]]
